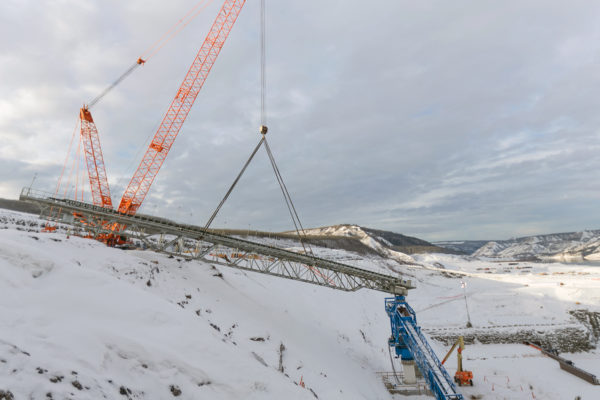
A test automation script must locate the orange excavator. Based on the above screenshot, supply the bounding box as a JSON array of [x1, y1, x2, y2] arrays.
[[441, 336, 474, 386]]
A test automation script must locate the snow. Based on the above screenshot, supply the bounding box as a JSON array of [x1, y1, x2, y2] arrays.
[[1, 209, 599, 399], [301, 224, 416, 264], [473, 229, 600, 260]]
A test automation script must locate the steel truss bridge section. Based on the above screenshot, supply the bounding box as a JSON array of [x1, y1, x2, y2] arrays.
[[20, 188, 414, 295]]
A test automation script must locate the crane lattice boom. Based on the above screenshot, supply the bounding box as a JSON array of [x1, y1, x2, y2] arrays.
[[118, 0, 246, 215], [80, 107, 113, 208]]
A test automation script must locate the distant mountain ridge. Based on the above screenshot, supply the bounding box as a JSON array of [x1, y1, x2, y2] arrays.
[[433, 240, 490, 255], [299, 224, 455, 259], [473, 230, 600, 261]]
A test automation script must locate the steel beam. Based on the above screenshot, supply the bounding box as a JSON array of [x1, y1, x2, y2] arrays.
[[20, 188, 414, 295]]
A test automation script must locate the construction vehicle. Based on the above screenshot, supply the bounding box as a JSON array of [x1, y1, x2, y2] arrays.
[[441, 336, 473, 386]]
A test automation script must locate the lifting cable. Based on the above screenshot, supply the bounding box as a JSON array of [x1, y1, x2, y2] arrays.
[[263, 139, 313, 255], [257, 0, 312, 255], [55, 119, 80, 196], [203, 0, 313, 256], [87, 60, 143, 109], [260, 0, 266, 126], [204, 136, 265, 231], [86, 0, 213, 109], [47, 118, 80, 227], [74, 133, 83, 200], [141, 0, 214, 62]]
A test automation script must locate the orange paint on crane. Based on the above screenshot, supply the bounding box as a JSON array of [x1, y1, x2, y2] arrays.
[[79, 107, 113, 209], [118, 0, 246, 215]]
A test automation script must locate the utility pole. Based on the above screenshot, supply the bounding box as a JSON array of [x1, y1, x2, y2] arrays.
[[461, 280, 472, 328]]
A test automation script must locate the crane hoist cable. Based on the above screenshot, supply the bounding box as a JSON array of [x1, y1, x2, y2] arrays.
[[204, 0, 313, 256], [87, 0, 213, 110], [55, 119, 80, 197], [87, 60, 144, 109], [46, 119, 81, 230], [260, 0, 266, 126], [204, 0, 267, 231], [259, 0, 312, 255], [142, 0, 214, 62]]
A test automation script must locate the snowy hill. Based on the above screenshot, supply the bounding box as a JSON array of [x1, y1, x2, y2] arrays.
[[298, 224, 450, 260], [1, 209, 600, 399], [433, 240, 490, 255], [473, 230, 600, 261]]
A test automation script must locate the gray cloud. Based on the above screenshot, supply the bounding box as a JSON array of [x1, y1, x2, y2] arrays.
[[2, 1, 600, 241]]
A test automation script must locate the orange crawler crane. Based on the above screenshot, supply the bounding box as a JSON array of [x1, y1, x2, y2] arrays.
[[55, 0, 246, 245], [74, 0, 246, 215], [441, 336, 474, 386]]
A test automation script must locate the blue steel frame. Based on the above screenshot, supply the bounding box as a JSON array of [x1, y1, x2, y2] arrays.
[[385, 296, 464, 400]]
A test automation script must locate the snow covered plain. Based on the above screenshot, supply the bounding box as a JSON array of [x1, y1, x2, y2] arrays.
[[1, 209, 599, 399]]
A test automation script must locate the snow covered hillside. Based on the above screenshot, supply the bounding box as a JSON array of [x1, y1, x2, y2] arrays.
[[1, 209, 599, 399], [433, 240, 490, 255], [473, 230, 600, 261], [298, 224, 447, 261]]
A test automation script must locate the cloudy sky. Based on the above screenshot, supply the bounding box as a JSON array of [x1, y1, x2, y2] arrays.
[[2, 0, 600, 241]]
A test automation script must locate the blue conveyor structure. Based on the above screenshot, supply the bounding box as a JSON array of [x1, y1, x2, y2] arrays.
[[386, 296, 464, 400]]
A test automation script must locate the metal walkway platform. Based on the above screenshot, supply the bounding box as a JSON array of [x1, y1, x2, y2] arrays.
[[20, 188, 414, 295]]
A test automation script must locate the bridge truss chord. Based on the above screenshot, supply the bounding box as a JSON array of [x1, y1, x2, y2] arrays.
[[20, 188, 414, 296]]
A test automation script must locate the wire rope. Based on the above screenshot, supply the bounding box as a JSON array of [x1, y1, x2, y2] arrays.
[[204, 137, 265, 230], [203, 0, 312, 258], [55, 119, 80, 196], [86, 0, 213, 109], [260, 0, 266, 126], [263, 139, 313, 256]]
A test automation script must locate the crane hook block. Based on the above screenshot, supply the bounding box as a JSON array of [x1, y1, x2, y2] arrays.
[[259, 125, 268, 135], [137, 58, 146, 65]]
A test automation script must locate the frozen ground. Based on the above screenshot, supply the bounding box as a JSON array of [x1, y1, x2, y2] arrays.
[[0, 209, 599, 399]]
